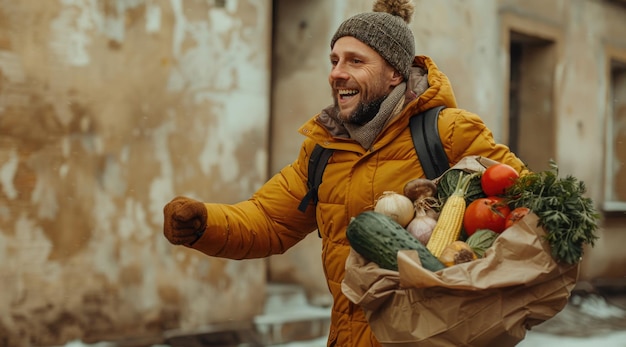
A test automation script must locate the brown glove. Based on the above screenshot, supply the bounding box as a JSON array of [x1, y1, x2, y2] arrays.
[[163, 196, 208, 246]]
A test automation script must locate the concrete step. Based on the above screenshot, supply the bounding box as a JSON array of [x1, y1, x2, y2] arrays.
[[253, 283, 331, 346]]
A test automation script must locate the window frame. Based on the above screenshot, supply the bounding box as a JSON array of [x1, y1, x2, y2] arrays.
[[603, 45, 626, 212]]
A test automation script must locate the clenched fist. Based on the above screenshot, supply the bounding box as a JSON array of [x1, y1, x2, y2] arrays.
[[163, 196, 208, 246]]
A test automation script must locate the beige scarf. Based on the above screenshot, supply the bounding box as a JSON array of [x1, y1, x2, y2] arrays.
[[343, 82, 407, 150]]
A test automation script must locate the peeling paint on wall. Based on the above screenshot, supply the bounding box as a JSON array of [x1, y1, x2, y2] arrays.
[[167, 0, 269, 187], [0, 0, 270, 345], [50, 0, 101, 66], [0, 148, 18, 199]]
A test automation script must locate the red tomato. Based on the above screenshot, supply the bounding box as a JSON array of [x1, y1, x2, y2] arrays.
[[463, 197, 512, 236], [505, 207, 531, 229], [481, 163, 520, 196]]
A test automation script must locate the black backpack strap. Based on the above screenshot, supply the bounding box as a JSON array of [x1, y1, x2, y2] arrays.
[[298, 144, 334, 212], [409, 105, 449, 179]]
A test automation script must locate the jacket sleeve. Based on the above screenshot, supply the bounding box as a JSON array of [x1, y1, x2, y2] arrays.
[[190, 140, 319, 259], [439, 108, 529, 173]]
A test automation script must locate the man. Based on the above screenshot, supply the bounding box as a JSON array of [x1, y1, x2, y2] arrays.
[[163, 0, 526, 345]]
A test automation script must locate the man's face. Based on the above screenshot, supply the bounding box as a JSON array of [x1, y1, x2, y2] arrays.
[[329, 36, 403, 124]]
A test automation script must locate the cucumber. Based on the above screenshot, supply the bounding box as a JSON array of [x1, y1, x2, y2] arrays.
[[346, 211, 445, 272]]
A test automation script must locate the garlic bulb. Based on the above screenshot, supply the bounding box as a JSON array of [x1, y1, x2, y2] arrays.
[[374, 191, 415, 227], [406, 213, 437, 245]]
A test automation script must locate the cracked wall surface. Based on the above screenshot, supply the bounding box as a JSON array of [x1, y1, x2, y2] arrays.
[[0, 0, 270, 346]]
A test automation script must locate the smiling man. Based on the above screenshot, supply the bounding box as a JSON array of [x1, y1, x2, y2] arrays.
[[163, 0, 527, 346]]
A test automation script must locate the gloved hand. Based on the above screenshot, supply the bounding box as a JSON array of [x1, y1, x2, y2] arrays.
[[163, 196, 208, 246]]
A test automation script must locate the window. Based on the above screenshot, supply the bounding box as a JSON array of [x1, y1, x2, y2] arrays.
[[508, 32, 557, 172], [603, 58, 626, 212]]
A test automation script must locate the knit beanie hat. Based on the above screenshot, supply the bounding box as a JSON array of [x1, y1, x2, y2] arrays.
[[331, 0, 415, 80]]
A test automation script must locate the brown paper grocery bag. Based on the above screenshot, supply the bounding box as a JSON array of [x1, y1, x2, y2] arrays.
[[342, 212, 579, 347]]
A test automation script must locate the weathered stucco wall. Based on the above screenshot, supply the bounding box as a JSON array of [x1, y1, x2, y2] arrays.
[[0, 0, 271, 346], [269, 0, 626, 300]]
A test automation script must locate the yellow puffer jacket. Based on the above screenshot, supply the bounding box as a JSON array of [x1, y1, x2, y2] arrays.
[[190, 56, 526, 347]]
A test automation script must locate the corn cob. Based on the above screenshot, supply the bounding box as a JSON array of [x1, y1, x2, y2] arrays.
[[427, 172, 477, 257]]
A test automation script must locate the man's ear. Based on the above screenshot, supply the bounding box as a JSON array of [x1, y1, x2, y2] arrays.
[[390, 70, 404, 86]]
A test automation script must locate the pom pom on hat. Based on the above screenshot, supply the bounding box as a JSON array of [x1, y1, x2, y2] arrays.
[[373, 0, 414, 24], [331, 0, 415, 80]]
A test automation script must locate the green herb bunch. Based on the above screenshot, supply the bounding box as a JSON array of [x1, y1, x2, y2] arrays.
[[505, 160, 600, 265]]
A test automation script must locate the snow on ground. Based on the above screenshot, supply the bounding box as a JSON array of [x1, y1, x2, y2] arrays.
[[518, 331, 626, 347]]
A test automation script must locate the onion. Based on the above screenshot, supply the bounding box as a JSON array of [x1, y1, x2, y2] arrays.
[[374, 191, 415, 227]]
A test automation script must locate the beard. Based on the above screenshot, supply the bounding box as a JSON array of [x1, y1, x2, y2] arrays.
[[334, 94, 387, 126]]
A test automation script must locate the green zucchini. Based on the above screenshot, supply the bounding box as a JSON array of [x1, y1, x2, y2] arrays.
[[346, 211, 445, 272]]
